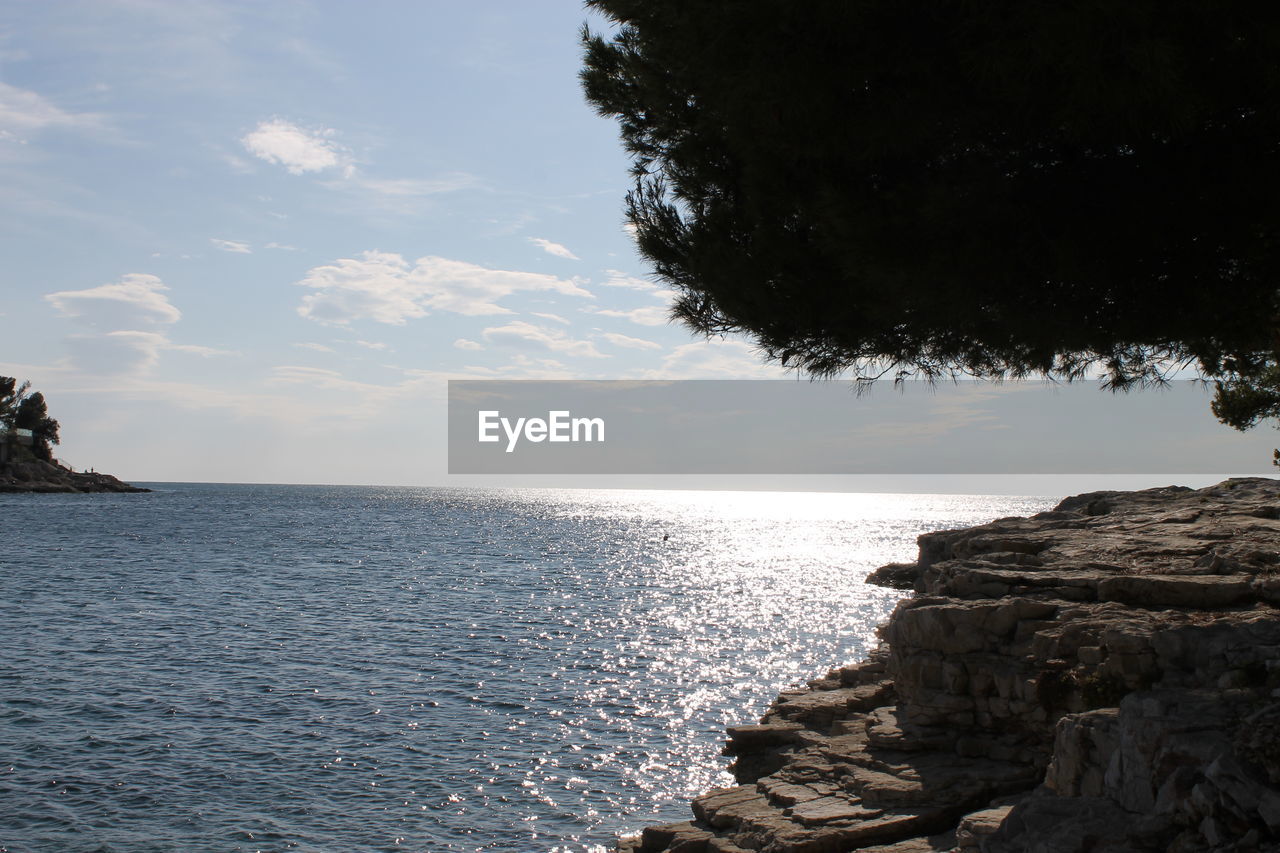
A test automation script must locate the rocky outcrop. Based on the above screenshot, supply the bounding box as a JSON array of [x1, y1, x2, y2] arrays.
[[621, 478, 1280, 852], [0, 459, 148, 493]]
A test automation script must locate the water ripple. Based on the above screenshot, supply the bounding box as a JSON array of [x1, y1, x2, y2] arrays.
[[0, 484, 1050, 851]]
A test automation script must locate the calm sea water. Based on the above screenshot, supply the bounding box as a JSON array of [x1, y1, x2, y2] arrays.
[[0, 484, 1052, 852]]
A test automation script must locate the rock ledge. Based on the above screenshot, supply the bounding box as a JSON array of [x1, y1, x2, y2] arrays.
[[0, 459, 149, 493], [621, 478, 1280, 852]]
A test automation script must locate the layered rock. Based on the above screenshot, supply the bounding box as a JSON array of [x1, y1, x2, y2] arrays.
[[0, 458, 148, 493], [621, 478, 1280, 852]]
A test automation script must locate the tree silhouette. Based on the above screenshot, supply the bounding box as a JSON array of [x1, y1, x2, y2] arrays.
[[1, 377, 61, 463], [582, 2, 1280, 432]]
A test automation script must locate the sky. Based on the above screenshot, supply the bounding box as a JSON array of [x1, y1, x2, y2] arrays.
[[0, 1, 1274, 491]]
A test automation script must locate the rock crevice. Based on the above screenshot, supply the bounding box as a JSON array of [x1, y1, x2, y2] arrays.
[[622, 478, 1280, 852]]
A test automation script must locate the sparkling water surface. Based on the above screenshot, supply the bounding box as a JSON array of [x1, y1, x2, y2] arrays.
[[0, 484, 1053, 852]]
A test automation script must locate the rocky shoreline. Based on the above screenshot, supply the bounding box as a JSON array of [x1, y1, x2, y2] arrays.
[[622, 478, 1280, 852], [0, 459, 149, 493]]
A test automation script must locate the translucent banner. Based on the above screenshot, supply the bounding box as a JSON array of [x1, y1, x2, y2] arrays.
[[447, 380, 1276, 475]]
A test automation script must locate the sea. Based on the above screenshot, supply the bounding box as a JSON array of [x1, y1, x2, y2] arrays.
[[0, 483, 1054, 852]]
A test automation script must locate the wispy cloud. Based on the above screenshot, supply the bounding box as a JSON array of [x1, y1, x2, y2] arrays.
[[44, 273, 232, 375], [317, 172, 479, 216], [586, 305, 670, 327], [529, 237, 579, 260], [335, 174, 477, 198], [241, 118, 352, 176], [64, 330, 231, 375], [46, 273, 182, 327], [600, 331, 661, 351], [352, 340, 388, 351], [639, 340, 779, 378], [599, 270, 660, 291], [294, 342, 334, 353], [296, 251, 593, 325], [482, 320, 606, 359], [0, 82, 103, 141], [454, 339, 483, 351], [265, 242, 299, 251], [531, 312, 569, 325], [210, 238, 251, 253]]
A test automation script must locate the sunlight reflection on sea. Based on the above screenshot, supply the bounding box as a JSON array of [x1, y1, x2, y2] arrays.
[[0, 485, 1053, 851]]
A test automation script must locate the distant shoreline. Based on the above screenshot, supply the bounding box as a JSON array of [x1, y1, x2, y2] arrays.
[[0, 458, 149, 493]]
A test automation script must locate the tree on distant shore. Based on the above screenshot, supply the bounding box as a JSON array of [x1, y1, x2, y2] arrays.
[[581, 3, 1280, 438], [1, 376, 60, 463]]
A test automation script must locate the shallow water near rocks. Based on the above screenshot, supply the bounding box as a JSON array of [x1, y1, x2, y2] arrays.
[[0, 484, 1051, 851]]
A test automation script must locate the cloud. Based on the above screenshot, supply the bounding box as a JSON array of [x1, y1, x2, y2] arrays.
[[640, 340, 781, 378], [64, 331, 166, 374], [587, 305, 670, 327], [296, 251, 593, 326], [352, 340, 388, 351], [241, 118, 351, 175], [336, 174, 477, 198], [63, 331, 229, 375], [265, 242, 299, 251], [45, 273, 231, 375], [531, 312, 569, 325], [529, 237, 579, 260], [482, 320, 607, 359], [416, 353, 575, 380], [600, 331, 662, 351], [453, 338, 483, 351], [0, 82, 101, 141], [269, 365, 386, 394], [600, 270, 661, 291], [211, 238, 251, 253], [294, 342, 334, 352], [46, 273, 182, 328], [316, 173, 480, 216]]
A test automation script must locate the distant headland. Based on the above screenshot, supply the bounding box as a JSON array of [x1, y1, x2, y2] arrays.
[[0, 376, 148, 493]]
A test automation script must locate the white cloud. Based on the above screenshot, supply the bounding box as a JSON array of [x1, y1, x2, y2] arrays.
[[269, 365, 386, 394], [453, 338, 483, 351], [46, 273, 182, 327], [338, 174, 476, 198], [0, 82, 101, 141], [352, 340, 388, 351], [587, 305, 670, 327], [315, 173, 480, 216], [45, 274, 232, 376], [529, 237, 579, 260], [641, 339, 781, 378], [531, 312, 569, 325], [294, 342, 334, 352], [600, 331, 662, 351], [482, 320, 607, 359], [64, 331, 167, 374], [211, 238, 251, 254], [167, 342, 229, 357], [265, 242, 299, 251], [415, 353, 574, 379], [600, 270, 660, 291], [296, 251, 593, 326], [241, 118, 351, 175], [63, 331, 229, 375]]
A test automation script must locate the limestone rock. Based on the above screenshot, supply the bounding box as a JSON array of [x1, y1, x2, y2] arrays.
[[619, 478, 1280, 853], [0, 458, 148, 492]]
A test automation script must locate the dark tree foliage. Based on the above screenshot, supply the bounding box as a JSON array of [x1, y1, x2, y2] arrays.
[[581, 2, 1280, 429], [1, 377, 61, 462], [0, 377, 30, 423]]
